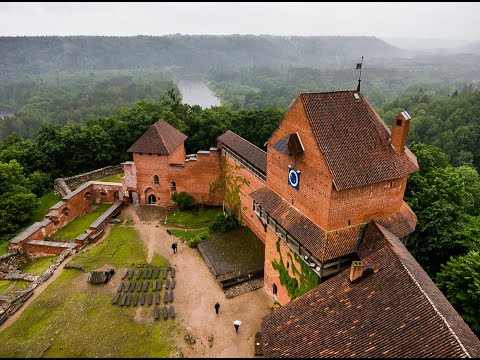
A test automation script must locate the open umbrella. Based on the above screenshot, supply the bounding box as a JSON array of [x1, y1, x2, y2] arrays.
[[233, 320, 242, 326]]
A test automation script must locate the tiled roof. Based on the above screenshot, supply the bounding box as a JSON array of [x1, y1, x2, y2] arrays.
[[300, 91, 418, 191], [218, 130, 267, 174], [376, 201, 417, 240], [250, 187, 363, 262], [271, 133, 304, 155], [262, 223, 480, 358], [127, 120, 187, 155]]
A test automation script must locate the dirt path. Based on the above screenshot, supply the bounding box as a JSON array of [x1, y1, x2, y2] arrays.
[[124, 206, 273, 358], [0, 225, 114, 332]]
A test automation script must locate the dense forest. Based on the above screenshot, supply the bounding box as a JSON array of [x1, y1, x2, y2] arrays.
[[1, 35, 479, 335]]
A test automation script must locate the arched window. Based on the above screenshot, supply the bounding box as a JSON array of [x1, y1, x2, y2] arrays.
[[154, 175, 159, 185], [273, 283, 278, 295]]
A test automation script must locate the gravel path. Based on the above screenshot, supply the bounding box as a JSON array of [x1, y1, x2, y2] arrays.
[[124, 206, 273, 358]]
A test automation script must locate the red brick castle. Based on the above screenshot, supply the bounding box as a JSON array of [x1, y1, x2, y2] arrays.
[[123, 90, 480, 357]]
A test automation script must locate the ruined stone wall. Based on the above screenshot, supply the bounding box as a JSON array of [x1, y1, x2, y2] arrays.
[[0, 252, 28, 273], [54, 165, 122, 194]]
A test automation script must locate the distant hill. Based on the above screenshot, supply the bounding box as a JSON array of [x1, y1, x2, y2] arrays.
[[381, 37, 470, 54], [462, 41, 480, 55], [0, 35, 403, 77]]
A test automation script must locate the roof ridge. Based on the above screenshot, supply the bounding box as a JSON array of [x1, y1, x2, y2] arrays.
[[299, 89, 357, 96], [155, 120, 169, 152], [381, 226, 472, 358], [223, 130, 267, 155]]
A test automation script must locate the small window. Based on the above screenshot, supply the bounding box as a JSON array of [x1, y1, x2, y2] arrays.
[[139, 152, 143, 155], [100, 192, 107, 197], [170, 181, 176, 191], [291, 199, 294, 205], [390, 180, 395, 187], [273, 283, 278, 295], [348, 219, 351, 225], [286, 262, 290, 269], [154, 175, 159, 185], [396, 119, 402, 126]]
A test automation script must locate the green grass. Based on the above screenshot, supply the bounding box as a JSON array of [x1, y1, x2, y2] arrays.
[[51, 204, 111, 241], [31, 191, 63, 223], [171, 228, 210, 243], [21, 256, 58, 276], [0, 241, 9, 255], [0, 269, 176, 358], [165, 207, 222, 229], [68, 224, 168, 270], [95, 172, 124, 183], [0, 279, 11, 293]]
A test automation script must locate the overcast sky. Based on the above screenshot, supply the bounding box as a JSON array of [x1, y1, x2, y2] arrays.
[[0, 2, 479, 41]]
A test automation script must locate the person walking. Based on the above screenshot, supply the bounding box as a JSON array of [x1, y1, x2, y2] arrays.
[[171, 242, 178, 254], [233, 320, 241, 334], [214, 302, 220, 314]]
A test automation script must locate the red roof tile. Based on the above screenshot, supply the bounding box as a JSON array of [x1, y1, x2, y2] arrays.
[[218, 130, 267, 174], [251, 187, 363, 262], [261, 223, 480, 358], [127, 120, 187, 155], [300, 91, 418, 190], [375, 201, 417, 240]]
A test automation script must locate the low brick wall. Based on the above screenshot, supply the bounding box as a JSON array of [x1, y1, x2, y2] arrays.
[[54, 165, 122, 194]]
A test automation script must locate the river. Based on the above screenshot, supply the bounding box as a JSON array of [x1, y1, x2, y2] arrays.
[[177, 80, 221, 108]]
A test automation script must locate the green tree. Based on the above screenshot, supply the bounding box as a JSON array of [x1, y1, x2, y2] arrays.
[[436, 251, 480, 335]]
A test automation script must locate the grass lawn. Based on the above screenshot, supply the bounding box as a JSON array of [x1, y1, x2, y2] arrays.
[[68, 224, 168, 270], [0, 269, 177, 358], [0, 223, 175, 358], [0, 241, 9, 255], [95, 172, 124, 183], [21, 256, 58, 276], [171, 228, 210, 243], [0, 279, 11, 293], [31, 191, 63, 223], [51, 204, 111, 241], [165, 207, 222, 229]]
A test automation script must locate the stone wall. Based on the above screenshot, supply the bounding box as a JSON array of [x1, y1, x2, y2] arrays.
[[0, 252, 28, 274], [54, 165, 122, 194]]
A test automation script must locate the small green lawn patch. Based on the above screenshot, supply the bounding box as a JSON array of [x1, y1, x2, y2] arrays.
[[51, 204, 111, 241], [2, 280, 30, 296], [31, 190, 62, 223], [171, 228, 210, 242], [0, 279, 11, 293], [0, 269, 176, 358], [68, 224, 168, 270], [165, 207, 222, 229], [21, 256, 58, 276], [0, 241, 9, 255], [95, 172, 124, 183]]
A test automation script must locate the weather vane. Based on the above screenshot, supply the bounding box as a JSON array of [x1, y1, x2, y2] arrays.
[[356, 56, 364, 92]]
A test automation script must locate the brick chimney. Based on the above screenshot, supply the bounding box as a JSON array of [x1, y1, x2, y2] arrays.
[[390, 111, 411, 154], [349, 261, 364, 283]]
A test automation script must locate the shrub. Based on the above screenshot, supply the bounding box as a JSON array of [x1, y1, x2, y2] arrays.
[[189, 232, 210, 248], [171, 191, 194, 211], [209, 211, 240, 233]]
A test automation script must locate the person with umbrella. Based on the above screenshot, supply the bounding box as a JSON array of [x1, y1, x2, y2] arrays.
[[214, 302, 220, 314], [233, 320, 241, 334]]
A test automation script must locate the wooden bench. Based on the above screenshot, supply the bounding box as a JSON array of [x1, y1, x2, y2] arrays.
[[153, 268, 159, 279], [155, 293, 160, 305], [133, 294, 138, 306], [117, 282, 124, 293], [136, 281, 142, 292], [125, 294, 132, 306], [147, 269, 152, 279], [136, 270, 141, 280], [164, 291, 170, 304], [165, 279, 170, 290], [142, 269, 148, 279], [170, 279, 176, 289], [129, 281, 136, 292], [169, 290, 174, 303], [119, 294, 127, 306], [163, 268, 168, 279], [127, 269, 134, 279], [139, 293, 146, 305], [170, 268, 175, 278], [147, 293, 153, 306], [122, 270, 129, 279], [169, 305, 175, 318], [112, 292, 120, 305], [142, 281, 149, 292], [163, 306, 168, 319], [157, 280, 162, 289], [152, 281, 157, 291], [154, 306, 159, 320]]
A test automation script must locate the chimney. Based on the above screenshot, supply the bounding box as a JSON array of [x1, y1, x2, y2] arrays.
[[349, 261, 364, 284], [390, 111, 411, 154]]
